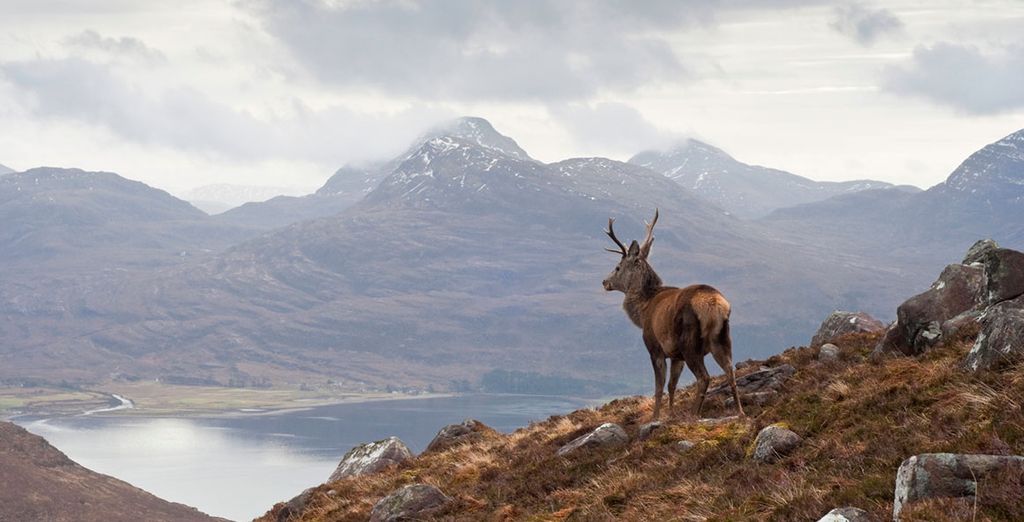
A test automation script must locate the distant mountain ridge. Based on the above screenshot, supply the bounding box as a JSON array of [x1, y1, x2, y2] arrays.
[[0, 163, 13, 175], [181, 184, 307, 215], [629, 139, 898, 218]]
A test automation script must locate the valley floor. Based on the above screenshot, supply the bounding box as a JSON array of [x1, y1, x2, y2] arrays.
[[0, 382, 450, 419]]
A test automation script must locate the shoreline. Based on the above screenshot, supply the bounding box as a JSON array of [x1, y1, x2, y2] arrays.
[[2, 387, 607, 422]]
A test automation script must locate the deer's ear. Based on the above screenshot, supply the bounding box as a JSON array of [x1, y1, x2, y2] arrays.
[[627, 240, 640, 257]]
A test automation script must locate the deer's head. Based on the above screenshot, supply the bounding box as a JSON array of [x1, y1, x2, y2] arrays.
[[602, 209, 661, 294]]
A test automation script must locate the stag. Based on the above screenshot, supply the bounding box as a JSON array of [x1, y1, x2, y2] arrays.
[[602, 210, 744, 420]]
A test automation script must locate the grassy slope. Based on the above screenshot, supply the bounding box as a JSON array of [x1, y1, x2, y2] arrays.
[[261, 329, 1024, 521]]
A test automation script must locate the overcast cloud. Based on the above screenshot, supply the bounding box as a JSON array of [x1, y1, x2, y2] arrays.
[[0, 0, 1022, 192], [829, 3, 904, 46], [883, 42, 1024, 114]]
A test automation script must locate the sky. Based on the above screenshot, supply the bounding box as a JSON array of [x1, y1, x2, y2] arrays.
[[1, 0, 1022, 196]]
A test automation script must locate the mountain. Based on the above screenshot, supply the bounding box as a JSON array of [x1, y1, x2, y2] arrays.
[[180, 184, 306, 215], [0, 167, 253, 269], [0, 121, 922, 390], [0, 163, 13, 175], [0, 421, 224, 522], [765, 128, 1024, 261], [629, 139, 897, 218], [215, 117, 535, 231]]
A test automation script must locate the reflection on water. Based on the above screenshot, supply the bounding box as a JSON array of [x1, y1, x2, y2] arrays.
[[17, 394, 591, 521]]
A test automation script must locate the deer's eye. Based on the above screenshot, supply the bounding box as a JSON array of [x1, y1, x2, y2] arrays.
[[615, 267, 620, 272]]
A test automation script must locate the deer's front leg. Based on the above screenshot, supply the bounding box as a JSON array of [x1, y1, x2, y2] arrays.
[[649, 353, 666, 420]]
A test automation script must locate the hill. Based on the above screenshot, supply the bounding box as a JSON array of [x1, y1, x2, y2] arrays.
[[0, 421, 224, 522], [630, 139, 896, 218], [259, 249, 1024, 521], [0, 163, 13, 175]]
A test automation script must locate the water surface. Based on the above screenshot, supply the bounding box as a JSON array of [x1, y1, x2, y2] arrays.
[[17, 394, 591, 521]]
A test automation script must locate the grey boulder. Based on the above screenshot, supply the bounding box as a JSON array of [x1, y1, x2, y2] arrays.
[[811, 311, 885, 347], [751, 425, 801, 463], [981, 247, 1024, 305], [423, 419, 492, 453], [369, 484, 450, 522], [818, 343, 840, 362], [329, 436, 413, 481], [556, 422, 628, 457]]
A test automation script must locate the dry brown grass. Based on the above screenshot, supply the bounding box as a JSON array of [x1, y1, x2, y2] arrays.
[[260, 331, 1024, 522]]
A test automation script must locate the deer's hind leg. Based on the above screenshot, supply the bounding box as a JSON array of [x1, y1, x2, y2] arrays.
[[710, 319, 745, 416]]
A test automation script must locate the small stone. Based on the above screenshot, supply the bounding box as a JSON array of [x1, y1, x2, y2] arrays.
[[328, 437, 413, 481], [675, 440, 696, 452], [818, 343, 840, 362], [637, 421, 663, 441], [369, 484, 450, 522], [556, 423, 628, 457], [817, 506, 873, 522], [751, 425, 801, 463]]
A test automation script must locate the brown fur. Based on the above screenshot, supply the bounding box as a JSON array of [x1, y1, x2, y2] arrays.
[[603, 213, 744, 420]]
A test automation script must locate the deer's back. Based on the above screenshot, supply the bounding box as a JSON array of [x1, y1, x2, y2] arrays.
[[645, 285, 730, 356]]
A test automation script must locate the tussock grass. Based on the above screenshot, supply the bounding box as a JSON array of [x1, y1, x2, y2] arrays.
[[261, 331, 1024, 521]]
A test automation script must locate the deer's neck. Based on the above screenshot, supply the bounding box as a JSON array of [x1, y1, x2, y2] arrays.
[[622, 286, 661, 329]]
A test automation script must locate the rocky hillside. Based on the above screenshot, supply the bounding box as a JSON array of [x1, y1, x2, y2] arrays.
[[260, 242, 1024, 521], [0, 421, 224, 522], [630, 139, 896, 218]]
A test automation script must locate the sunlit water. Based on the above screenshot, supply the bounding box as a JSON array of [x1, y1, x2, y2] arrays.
[[14, 394, 592, 521]]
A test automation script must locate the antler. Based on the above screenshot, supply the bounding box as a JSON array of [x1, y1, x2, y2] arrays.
[[604, 217, 627, 256], [639, 208, 659, 258]]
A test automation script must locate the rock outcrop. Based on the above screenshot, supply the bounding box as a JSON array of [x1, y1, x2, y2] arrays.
[[328, 437, 413, 481], [981, 247, 1024, 305], [751, 425, 801, 463], [877, 263, 987, 355], [810, 311, 885, 347], [893, 453, 1024, 520], [423, 419, 494, 453], [964, 295, 1024, 371], [556, 423, 628, 457], [369, 484, 450, 522]]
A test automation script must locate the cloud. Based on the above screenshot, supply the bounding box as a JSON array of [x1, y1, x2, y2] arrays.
[[0, 57, 452, 163], [243, 0, 711, 102], [549, 102, 678, 157], [882, 42, 1024, 114], [829, 3, 903, 46], [64, 30, 167, 65]]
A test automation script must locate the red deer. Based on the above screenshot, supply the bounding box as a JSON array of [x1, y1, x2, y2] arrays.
[[601, 210, 744, 420]]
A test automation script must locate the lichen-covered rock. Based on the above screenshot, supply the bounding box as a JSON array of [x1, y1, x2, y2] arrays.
[[963, 295, 1024, 371], [675, 440, 696, 452], [876, 263, 987, 355], [637, 421, 662, 441], [751, 425, 801, 463], [817, 506, 873, 522], [981, 247, 1024, 305], [328, 437, 413, 481], [423, 419, 493, 453], [810, 311, 885, 347], [369, 484, 449, 522], [940, 309, 982, 339], [962, 238, 999, 265], [818, 343, 840, 362], [556, 423, 628, 457], [893, 453, 1024, 520]]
